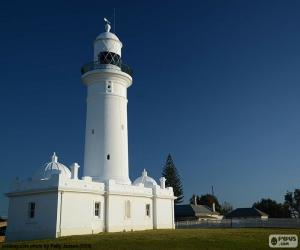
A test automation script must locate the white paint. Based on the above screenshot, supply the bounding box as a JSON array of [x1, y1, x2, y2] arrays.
[[6, 170, 174, 241], [33, 153, 71, 180], [94, 32, 122, 60], [82, 71, 132, 184], [86, 27, 129, 185], [70, 163, 80, 180], [6, 192, 58, 241], [133, 169, 158, 188], [159, 177, 166, 189]]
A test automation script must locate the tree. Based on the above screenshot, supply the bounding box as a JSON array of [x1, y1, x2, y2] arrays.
[[190, 194, 222, 212], [162, 154, 184, 204], [220, 201, 234, 215], [284, 189, 300, 218], [252, 198, 290, 218], [295, 189, 300, 213], [285, 192, 296, 217]]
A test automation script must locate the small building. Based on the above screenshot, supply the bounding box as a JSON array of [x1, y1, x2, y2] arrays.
[[175, 204, 223, 221], [0, 217, 7, 237], [225, 208, 268, 220]]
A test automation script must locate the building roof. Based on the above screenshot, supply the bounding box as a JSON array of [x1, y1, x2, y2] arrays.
[[93, 21, 123, 57], [95, 19, 120, 42], [175, 204, 219, 218], [96, 31, 120, 42], [225, 208, 268, 218], [33, 153, 71, 180], [133, 169, 157, 188]]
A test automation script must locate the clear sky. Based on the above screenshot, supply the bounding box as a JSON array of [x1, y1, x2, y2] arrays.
[[1, 0, 300, 216]]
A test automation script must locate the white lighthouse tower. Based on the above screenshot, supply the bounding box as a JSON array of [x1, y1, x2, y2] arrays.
[[81, 19, 132, 184]]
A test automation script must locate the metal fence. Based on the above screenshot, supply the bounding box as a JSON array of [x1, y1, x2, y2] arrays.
[[81, 61, 133, 76], [176, 218, 300, 229]]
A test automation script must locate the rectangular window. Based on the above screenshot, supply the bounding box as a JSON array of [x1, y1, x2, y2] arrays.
[[94, 202, 101, 218], [146, 204, 151, 217], [125, 200, 131, 218], [28, 202, 35, 219]]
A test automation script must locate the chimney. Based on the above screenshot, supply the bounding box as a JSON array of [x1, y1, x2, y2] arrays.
[[212, 202, 216, 212], [70, 163, 80, 179], [194, 196, 197, 206], [159, 177, 166, 189]]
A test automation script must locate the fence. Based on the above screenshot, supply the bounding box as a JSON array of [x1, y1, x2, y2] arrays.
[[176, 218, 300, 229]]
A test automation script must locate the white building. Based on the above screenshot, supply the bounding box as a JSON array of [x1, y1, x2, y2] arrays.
[[6, 19, 175, 242]]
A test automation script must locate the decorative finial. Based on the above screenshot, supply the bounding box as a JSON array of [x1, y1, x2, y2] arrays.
[[104, 17, 111, 32], [142, 169, 147, 177], [52, 152, 58, 163]]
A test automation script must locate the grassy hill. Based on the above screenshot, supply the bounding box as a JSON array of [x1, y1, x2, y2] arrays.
[[1, 228, 299, 250]]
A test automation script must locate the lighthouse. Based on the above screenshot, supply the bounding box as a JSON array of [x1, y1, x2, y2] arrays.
[[6, 19, 175, 241], [81, 19, 133, 184]]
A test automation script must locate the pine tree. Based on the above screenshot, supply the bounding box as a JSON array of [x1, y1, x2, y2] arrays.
[[162, 154, 184, 204]]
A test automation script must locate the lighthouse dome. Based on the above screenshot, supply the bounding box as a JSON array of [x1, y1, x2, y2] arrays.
[[33, 153, 71, 180], [93, 18, 123, 61], [96, 31, 120, 42], [133, 169, 157, 188]]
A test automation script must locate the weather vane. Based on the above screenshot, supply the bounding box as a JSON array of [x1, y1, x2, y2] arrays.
[[104, 17, 111, 32]]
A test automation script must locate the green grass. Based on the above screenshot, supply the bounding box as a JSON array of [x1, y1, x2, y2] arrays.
[[1, 228, 299, 250]]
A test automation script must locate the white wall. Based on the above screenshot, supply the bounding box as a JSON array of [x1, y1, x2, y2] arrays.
[[154, 198, 174, 229], [82, 71, 132, 185], [58, 191, 105, 236], [6, 192, 58, 241], [106, 194, 153, 232], [6, 175, 175, 241]]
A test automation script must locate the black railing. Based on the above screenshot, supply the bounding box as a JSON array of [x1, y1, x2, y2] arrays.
[[81, 61, 133, 76]]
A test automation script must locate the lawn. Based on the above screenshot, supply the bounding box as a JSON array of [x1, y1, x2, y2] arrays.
[[1, 228, 299, 250]]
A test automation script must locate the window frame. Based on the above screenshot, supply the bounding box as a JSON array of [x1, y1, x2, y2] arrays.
[[94, 201, 101, 218], [28, 202, 35, 219], [146, 204, 151, 217]]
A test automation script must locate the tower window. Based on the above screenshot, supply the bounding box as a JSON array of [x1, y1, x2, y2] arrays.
[[98, 51, 121, 67], [28, 202, 35, 219], [146, 204, 151, 217], [106, 82, 113, 93], [107, 154, 110, 160], [91, 129, 94, 134], [94, 202, 101, 218]]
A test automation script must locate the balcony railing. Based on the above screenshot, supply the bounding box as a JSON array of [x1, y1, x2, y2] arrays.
[[81, 61, 133, 76]]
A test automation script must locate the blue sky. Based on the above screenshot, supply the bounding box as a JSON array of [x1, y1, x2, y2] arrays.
[[1, 0, 300, 216]]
